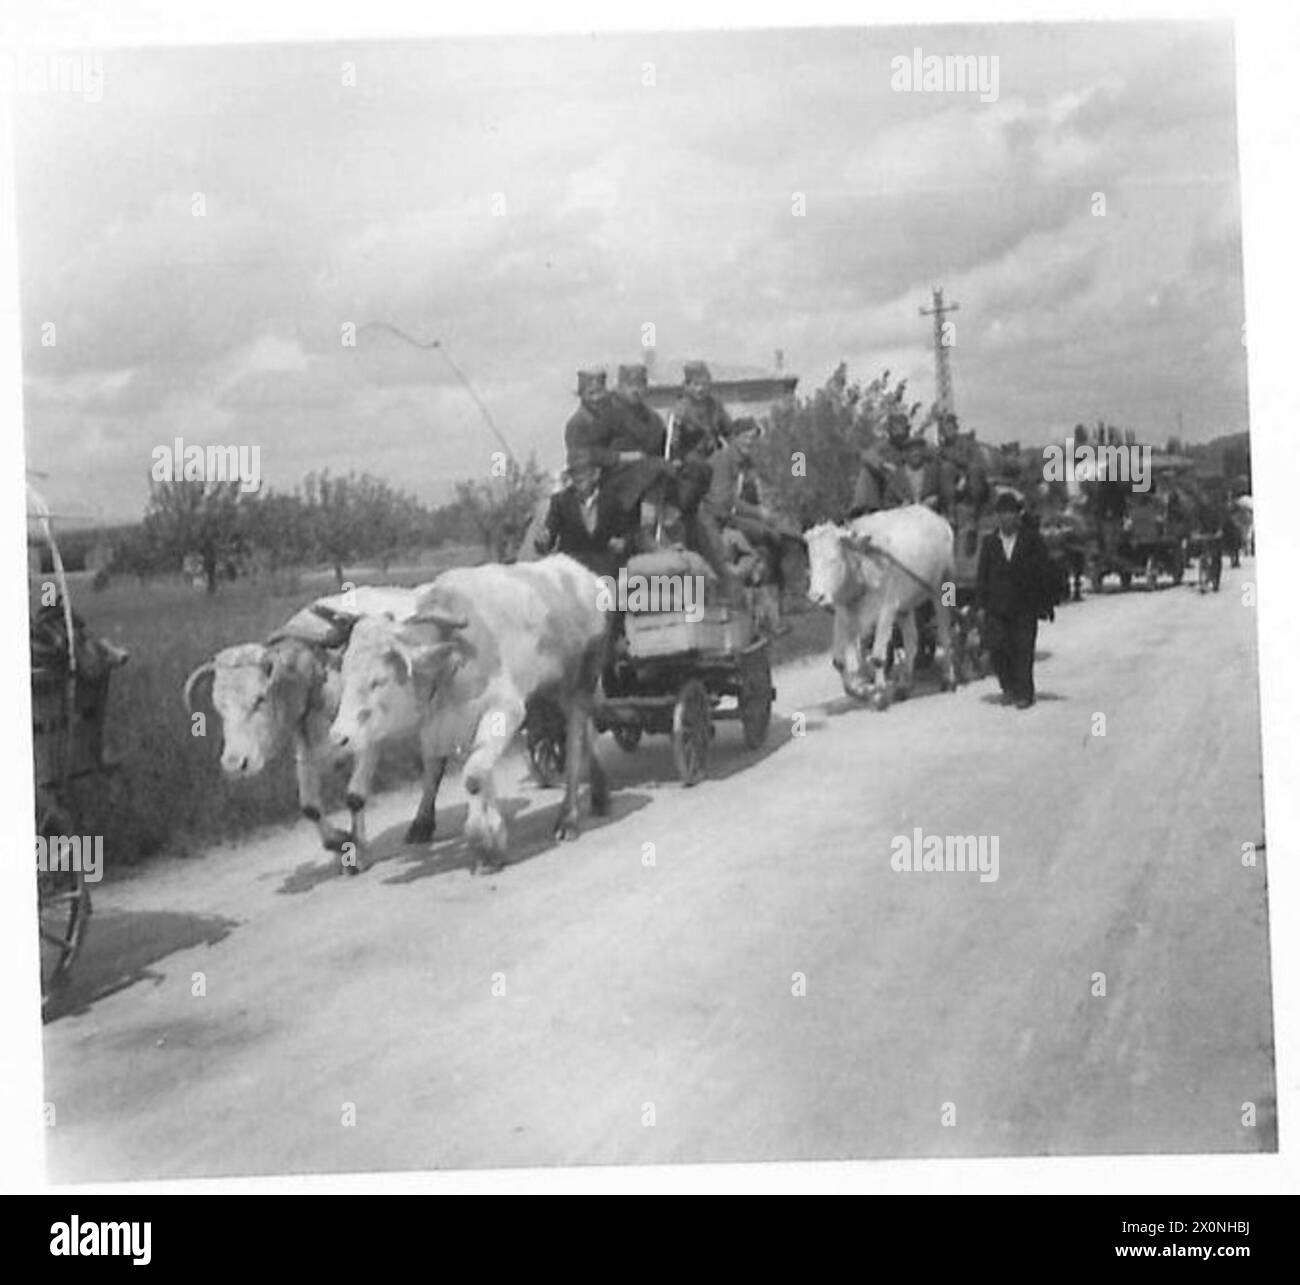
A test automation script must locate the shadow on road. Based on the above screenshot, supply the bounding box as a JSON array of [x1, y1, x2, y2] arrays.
[[44, 908, 239, 1022], [275, 786, 657, 892], [378, 787, 655, 884], [978, 691, 1067, 706]]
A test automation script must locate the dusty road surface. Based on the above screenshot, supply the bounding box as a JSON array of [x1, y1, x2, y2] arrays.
[[43, 563, 1274, 1179]]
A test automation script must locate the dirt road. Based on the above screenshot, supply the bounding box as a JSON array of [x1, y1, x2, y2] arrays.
[[43, 564, 1275, 1179]]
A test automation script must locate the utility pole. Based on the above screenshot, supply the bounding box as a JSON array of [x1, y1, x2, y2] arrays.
[[919, 286, 960, 424]]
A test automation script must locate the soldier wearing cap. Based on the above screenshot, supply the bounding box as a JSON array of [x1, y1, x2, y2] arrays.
[[935, 411, 989, 519], [563, 366, 668, 554], [884, 434, 940, 509], [850, 409, 912, 516], [608, 363, 675, 548], [612, 363, 668, 456], [975, 489, 1057, 709], [705, 416, 796, 629], [564, 369, 618, 472], [671, 360, 734, 463]]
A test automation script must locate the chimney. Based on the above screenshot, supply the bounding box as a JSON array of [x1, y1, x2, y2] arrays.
[[773, 348, 784, 374], [644, 348, 656, 377]]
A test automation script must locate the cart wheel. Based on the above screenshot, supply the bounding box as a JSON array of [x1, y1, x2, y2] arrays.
[[37, 801, 90, 1011], [524, 701, 567, 788], [1144, 556, 1159, 591], [612, 722, 642, 753], [739, 649, 774, 750], [671, 679, 712, 786]]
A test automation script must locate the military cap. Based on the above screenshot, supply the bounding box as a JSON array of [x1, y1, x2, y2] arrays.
[[683, 360, 712, 385], [566, 445, 602, 473], [993, 489, 1025, 513], [617, 363, 649, 390], [576, 369, 606, 396]]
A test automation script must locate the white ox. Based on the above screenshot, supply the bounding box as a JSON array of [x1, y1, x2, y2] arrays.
[[329, 555, 610, 869], [184, 585, 436, 858], [804, 505, 957, 707]]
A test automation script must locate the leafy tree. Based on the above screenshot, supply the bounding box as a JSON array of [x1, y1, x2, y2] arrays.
[[302, 470, 424, 585], [454, 454, 550, 563], [141, 477, 247, 594], [754, 366, 922, 528]]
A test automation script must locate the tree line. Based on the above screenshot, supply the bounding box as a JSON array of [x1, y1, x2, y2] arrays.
[[39, 459, 553, 593]]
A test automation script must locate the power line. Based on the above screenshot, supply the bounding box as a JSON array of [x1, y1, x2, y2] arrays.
[[359, 321, 518, 467]]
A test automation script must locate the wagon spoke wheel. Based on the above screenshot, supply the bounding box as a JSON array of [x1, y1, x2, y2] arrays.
[[612, 722, 642, 753], [524, 701, 567, 788], [671, 679, 712, 786], [36, 802, 90, 1010], [739, 649, 774, 750]]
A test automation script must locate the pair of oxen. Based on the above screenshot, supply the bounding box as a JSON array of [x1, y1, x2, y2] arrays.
[[183, 556, 609, 873], [186, 506, 962, 874]]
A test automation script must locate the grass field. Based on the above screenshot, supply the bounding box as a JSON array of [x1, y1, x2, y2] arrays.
[[34, 552, 831, 877]]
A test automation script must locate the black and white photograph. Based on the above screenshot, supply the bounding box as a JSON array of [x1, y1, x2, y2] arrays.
[[3, 2, 1295, 1198]]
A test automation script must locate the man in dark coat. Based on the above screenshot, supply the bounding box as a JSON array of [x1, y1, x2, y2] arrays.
[[533, 447, 627, 579], [975, 490, 1057, 709]]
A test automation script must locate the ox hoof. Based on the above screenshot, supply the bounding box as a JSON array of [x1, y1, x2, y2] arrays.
[[870, 689, 891, 712], [322, 828, 350, 854], [894, 686, 911, 703], [553, 814, 581, 842], [404, 819, 435, 845]]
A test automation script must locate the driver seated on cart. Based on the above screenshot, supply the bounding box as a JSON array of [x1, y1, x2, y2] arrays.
[[533, 445, 629, 579]]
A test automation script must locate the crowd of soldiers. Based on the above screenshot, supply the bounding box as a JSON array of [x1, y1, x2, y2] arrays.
[[534, 360, 794, 625], [850, 407, 995, 558]]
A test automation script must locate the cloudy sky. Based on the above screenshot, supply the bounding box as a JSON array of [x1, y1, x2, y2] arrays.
[[16, 20, 1246, 522]]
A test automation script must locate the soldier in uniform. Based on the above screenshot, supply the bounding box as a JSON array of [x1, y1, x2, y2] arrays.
[[706, 416, 796, 631], [610, 363, 673, 548], [850, 410, 912, 516], [671, 359, 734, 465], [564, 368, 618, 472], [564, 367, 667, 553], [656, 361, 737, 597], [885, 434, 941, 509], [935, 412, 988, 517]]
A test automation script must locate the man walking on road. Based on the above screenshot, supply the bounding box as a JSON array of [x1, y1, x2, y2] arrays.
[[976, 490, 1057, 709]]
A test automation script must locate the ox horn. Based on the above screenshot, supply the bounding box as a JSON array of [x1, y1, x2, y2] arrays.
[[183, 659, 216, 713], [408, 609, 468, 632]]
